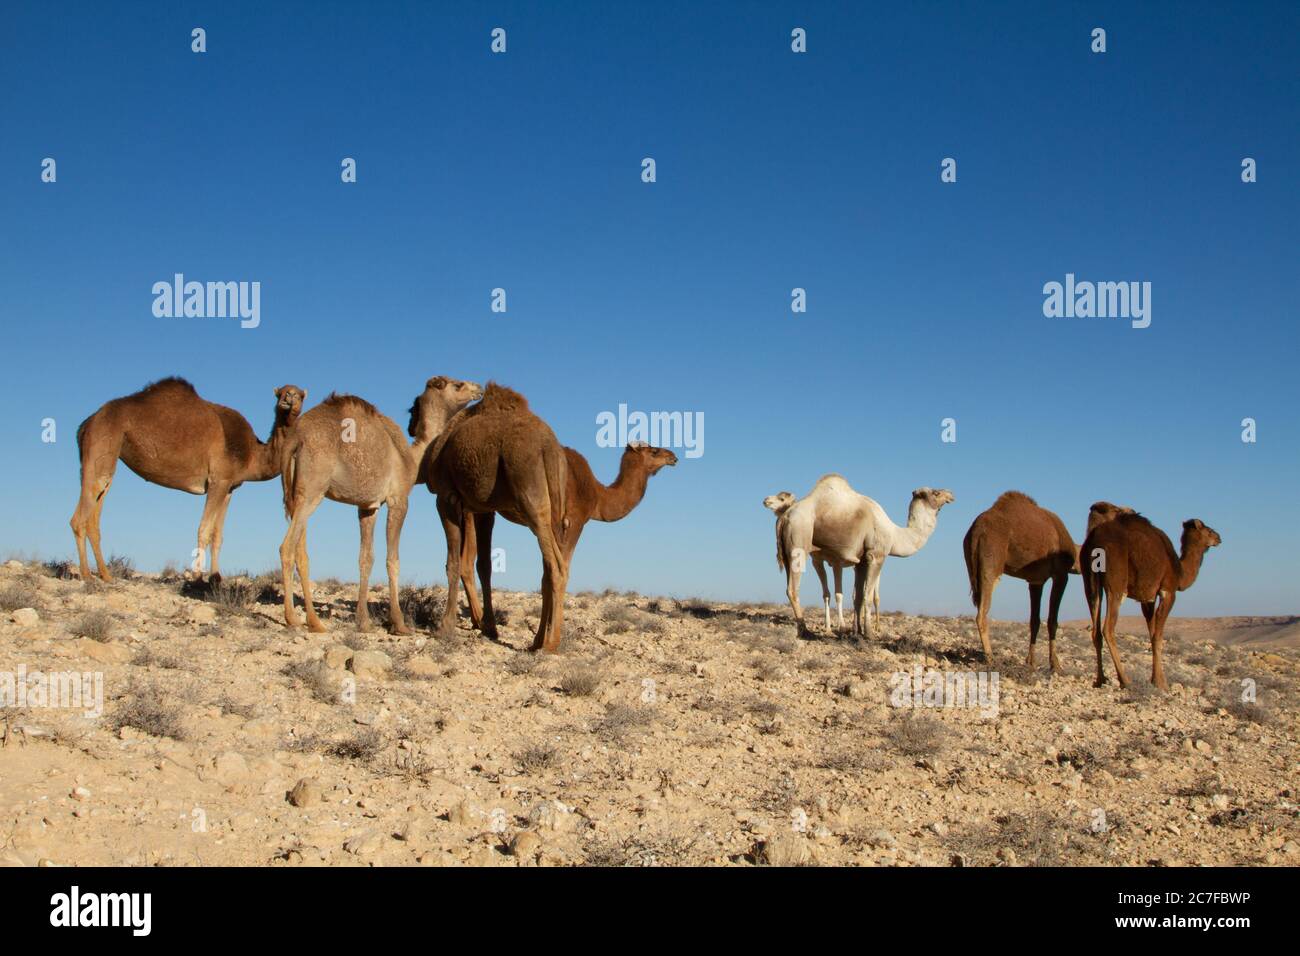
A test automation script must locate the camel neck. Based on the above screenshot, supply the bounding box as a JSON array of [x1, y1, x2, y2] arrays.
[[888, 502, 938, 557], [595, 456, 651, 522], [409, 404, 458, 480], [1177, 541, 1210, 591], [247, 410, 297, 481]]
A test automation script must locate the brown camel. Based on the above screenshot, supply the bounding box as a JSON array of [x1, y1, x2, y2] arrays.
[[278, 377, 482, 634], [962, 495, 1136, 671], [456, 441, 678, 642], [420, 383, 570, 651], [1080, 512, 1221, 691], [963, 492, 1076, 672], [71, 377, 305, 582]]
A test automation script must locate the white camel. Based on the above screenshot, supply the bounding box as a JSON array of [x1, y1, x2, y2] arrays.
[[765, 491, 855, 632], [772, 474, 954, 637]]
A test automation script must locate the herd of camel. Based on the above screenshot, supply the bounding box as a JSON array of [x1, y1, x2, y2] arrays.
[[765, 479, 1221, 691], [67, 376, 1219, 691]]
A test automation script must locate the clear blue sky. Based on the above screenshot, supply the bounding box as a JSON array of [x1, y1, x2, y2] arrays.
[[2, 1, 1296, 618]]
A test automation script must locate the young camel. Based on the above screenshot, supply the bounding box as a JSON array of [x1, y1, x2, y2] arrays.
[[278, 377, 482, 634], [71, 377, 305, 582], [421, 383, 570, 651], [764, 491, 861, 632], [777, 474, 954, 637], [1080, 512, 1221, 691], [457, 441, 679, 642]]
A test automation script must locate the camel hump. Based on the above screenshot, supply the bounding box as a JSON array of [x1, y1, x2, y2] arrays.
[[138, 376, 199, 397], [479, 382, 530, 413], [993, 490, 1037, 508], [320, 392, 382, 418]]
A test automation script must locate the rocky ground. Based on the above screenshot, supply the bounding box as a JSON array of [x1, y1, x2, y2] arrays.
[[0, 558, 1296, 867]]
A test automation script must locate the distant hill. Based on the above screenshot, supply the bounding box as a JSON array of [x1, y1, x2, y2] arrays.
[[1060, 615, 1300, 650]]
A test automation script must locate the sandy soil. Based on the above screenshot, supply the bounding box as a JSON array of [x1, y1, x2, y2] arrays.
[[1, 559, 1296, 867]]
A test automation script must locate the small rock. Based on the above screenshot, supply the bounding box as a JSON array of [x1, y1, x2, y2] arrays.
[[70, 787, 91, 802], [843, 680, 869, 699], [997, 847, 1018, 865], [510, 830, 543, 860], [528, 800, 576, 833], [210, 751, 249, 785], [344, 829, 384, 856], [349, 650, 392, 680], [288, 779, 321, 808], [759, 832, 812, 866], [1193, 739, 1213, 755], [865, 829, 897, 849], [323, 645, 354, 670], [186, 605, 218, 625], [11, 608, 40, 627]]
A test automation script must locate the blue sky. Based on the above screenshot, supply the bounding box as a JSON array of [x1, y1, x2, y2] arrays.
[[1, 1, 1296, 618]]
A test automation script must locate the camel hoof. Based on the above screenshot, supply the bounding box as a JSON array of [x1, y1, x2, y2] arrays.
[[306, 620, 327, 634], [435, 624, 459, 641], [1093, 676, 1108, 688], [389, 622, 412, 637], [482, 626, 500, 642], [207, 572, 223, 586]]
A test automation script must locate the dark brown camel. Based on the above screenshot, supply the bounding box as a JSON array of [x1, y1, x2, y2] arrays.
[[1080, 512, 1221, 691], [71, 378, 305, 582], [420, 383, 570, 651], [457, 441, 678, 642]]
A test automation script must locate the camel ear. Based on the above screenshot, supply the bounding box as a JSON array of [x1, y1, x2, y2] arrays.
[[427, 376, 450, 390], [274, 387, 282, 398], [1185, 518, 1204, 529], [627, 440, 647, 450]]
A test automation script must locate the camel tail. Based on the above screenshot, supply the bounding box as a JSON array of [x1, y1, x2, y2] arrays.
[[280, 439, 300, 521], [774, 515, 788, 572], [962, 526, 982, 608]]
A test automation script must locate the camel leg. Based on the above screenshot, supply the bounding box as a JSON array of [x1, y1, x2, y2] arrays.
[[863, 555, 885, 638], [975, 573, 998, 662], [1026, 582, 1043, 669], [812, 557, 831, 632], [1045, 572, 1066, 675], [71, 441, 117, 581], [354, 507, 378, 631], [1102, 585, 1127, 688], [528, 491, 568, 653], [851, 564, 867, 636], [384, 499, 411, 635], [833, 564, 845, 631], [1150, 590, 1174, 691], [474, 513, 500, 641], [296, 528, 326, 633], [786, 561, 806, 637], [194, 484, 230, 582], [207, 488, 234, 582], [279, 492, 323, 630], [1085, 575, 1106, 686], [436, 497, 463, 640], [871, 581, 880, 624], [459, 513, 484, 631]]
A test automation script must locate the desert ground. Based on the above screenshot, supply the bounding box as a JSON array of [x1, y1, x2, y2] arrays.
[[0, 558, 1296, 867]]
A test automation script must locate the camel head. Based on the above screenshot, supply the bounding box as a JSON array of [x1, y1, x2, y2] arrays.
[[273, 385, 307, 425], [911, 487, 955, 512], [1182, 518, 1222, 551], [1086, 500, 1135, 532], [763, 491, 796, 514], [408, 376, 484, 438], [624, 440, 678, 475]]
